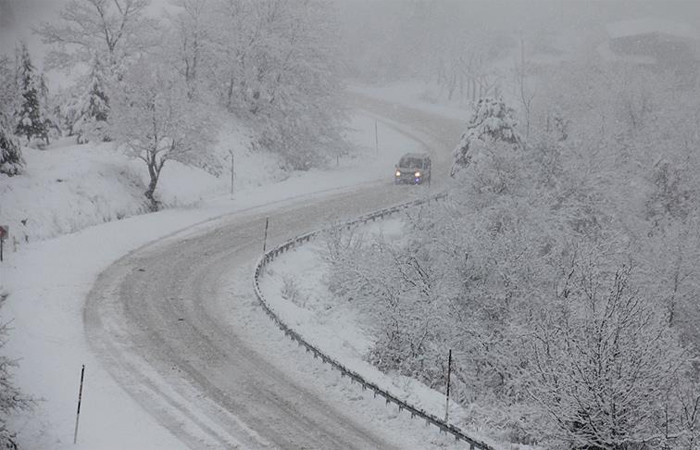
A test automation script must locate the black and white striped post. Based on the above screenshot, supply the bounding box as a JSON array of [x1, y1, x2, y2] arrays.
[[445, 349, 452, 425], [0, 225, 7, 262], [375, 120, 379, 154], [229, 149, 235, 199], [262, 218, 270, 254], [74, 364, 85, 444]]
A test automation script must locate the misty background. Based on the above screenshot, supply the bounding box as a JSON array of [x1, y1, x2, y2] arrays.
[[3, 0, 700, 89]]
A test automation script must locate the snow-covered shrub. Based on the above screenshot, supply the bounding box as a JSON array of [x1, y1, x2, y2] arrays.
[[0, 123, 23, 176], [322, 218, 453, 387], [281, 276, 302, 307], [0, 291, 33, 449], [320, 224, 367, 300]]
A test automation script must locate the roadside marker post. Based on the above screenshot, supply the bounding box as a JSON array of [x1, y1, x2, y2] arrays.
[[0, 225, 8, 262], [262, 218, 269, 254], [74, 364, 85, 444], [228, 149, 235, 199], [375, 120, 379, 154], [445, 349, 452, 425]]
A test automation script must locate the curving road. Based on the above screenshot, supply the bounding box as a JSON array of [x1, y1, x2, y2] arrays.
[[85, 96, 464, 449]]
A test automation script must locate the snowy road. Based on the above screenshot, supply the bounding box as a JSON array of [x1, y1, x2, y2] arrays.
[[85, 98, 464, 449]]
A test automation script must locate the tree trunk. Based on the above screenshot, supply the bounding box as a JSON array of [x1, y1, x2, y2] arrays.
[[145, 153, 162, 212], [144, 181, 158, 211]]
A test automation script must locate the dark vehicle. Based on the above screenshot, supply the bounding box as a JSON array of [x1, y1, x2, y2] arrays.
[[394, 152, 431, 185]]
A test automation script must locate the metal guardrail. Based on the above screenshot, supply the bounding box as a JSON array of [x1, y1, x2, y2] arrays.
[[252, 191, 495, 450]]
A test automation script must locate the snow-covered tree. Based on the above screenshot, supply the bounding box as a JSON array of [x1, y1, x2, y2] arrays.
[[14, 43, 48, 145], [207, 0, 347, 170], [109, 60, 214, 210], [0, 55, 16, 112], [527, 260, 686, 449], [37, 0, 156, 74], [38, 0, 158, 144], [0, 122, 22, 176], [73, 55, 110, 143], [166, 0, 211, 100], [0, 291, 33, 448], [322, 62, 700, 446], [451, 97, 522, 177], [37, 72, 61, 142], [0, 55, 23, 175]]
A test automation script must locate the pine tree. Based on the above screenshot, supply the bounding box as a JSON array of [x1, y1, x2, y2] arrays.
[[451, 97, 522, 176], [0, 56, 23, 175], [37, 72, 56, 144], [14, 43, 48, 145], [0, 119, 23, 176], [73, 56, 110, 143]]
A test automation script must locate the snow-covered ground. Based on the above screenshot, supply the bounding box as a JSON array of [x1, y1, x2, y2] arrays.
[[0, 89, 478, 449], [257, 216, 505, 448]]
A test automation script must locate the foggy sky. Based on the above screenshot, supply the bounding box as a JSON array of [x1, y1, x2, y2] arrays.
[[2, 0, 699, 83]]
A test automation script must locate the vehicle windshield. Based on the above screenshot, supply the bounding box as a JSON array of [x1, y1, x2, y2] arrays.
[[398, 157, 425, 168]]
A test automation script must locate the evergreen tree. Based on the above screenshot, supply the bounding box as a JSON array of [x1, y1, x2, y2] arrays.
[[73, 55, 110, 143], [37, 72, 57, 144], [0, 119, 22, 176], [450, 97, 522, 176], [0, 56, 23, 175], [14, 44, 47, 145]]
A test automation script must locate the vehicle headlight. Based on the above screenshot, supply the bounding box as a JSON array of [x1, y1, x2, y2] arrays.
[[414, 171, 421, 177], [395, 170, 401, 177]]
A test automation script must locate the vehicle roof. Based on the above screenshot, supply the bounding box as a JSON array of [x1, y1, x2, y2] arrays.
[[400, 152, 431, 159]]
